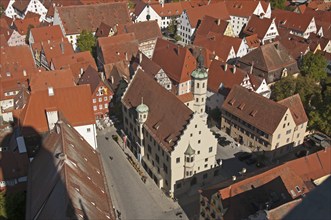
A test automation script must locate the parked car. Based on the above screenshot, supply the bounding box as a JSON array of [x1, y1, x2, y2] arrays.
[[238, 152, 252, 161], [245, 157, 257, 165]]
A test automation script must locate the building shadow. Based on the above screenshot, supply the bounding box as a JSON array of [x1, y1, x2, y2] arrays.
[[0, 116, 78, 220]]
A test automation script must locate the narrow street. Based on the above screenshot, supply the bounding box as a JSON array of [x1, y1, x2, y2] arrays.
[[97, 126, 187, 219]]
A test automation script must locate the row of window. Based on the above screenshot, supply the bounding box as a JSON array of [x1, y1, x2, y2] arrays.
[[93, 104, 108, 111], [93, 96, 109, 103]]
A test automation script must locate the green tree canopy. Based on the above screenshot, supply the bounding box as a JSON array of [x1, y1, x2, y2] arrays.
[[0, 191, 26, 219], [270, 0, 286, 9], [167, 19, 177, 36], [271, 76, 296, 101], [76, 30, 96, 53], [300, 51, 327, 81]]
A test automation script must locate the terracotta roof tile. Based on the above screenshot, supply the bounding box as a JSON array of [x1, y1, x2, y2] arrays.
[[26, 117, 114, 219], [245, 33, 260, 49], [13, 12, 41, 35], [151, 2, 188, 17], [118, 20, 162, 43], [195, 15, 230, 37], [222, 85, 288, 134], [243, 15, 274, 39], [238, 41, 298, 72], [278, 94, 308, 126], [30, 25, 64, 43], [20, 85, 95, 135], [56, 3, 131, 35], [273, 9, 314, 33], [12, 0, 30, 12], [208, 59, 247, 93], [29, 69, 75, 92], [225, 0, 264, 17], [177, 92, 194, 103], [122, 69, 193, 152], [152, 38, 196, 83], [186, 2, 230, 28]]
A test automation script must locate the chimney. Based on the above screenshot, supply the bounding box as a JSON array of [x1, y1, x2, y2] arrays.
[[162, 0, 164, 7], [217, 18, 221, 26], [125, 52, 128, 61], [224, 63, 228, 71], [48, 87, 54, 96], [139, 52, 143, 62], [232, 65, 236, 74], [177, 45, 180, 55]]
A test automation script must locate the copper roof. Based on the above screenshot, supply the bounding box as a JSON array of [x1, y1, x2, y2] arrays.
[[222, 85, 288, 134], [56, 2, 131, 34], [152, 38, 196, 83], [26, 118, 114, 219], [122, 69, 193, 152], [30, 25, 64, 43], [20, 85, 95, 135], [278, 94, 308, 126], [186, 2, 230, 28]]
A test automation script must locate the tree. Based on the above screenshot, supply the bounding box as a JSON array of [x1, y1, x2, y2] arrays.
[[300, 51, 327, 82], [167, 19, 176, 37], [271, 76, 296, 101], [76, 30, 96, 53], [0, 191, 26, 219], [270, 0, 286, 10], [0, 4, 4, 17]]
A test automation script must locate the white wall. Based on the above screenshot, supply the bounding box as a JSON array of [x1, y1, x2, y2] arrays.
[[177, 11, 193, 45], [8, 30, 25, 46], [262, 19, 279, 44], [4, 0, 15, 18], [135, 5, 162, 28], [74, 124, 98, 149], [25, 0, 47, 21]]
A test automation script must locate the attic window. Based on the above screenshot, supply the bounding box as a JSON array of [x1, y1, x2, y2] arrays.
[[250, 110, 258, 117], [228, 99, 235, 106], [165, 135, 173, 144], [153, 122, 160, 130], [238, 103, 245, 110], [295, 186, 301, 193]]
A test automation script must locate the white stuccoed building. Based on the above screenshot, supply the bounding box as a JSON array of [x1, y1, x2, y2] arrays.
[[121, 67, 218, 197]]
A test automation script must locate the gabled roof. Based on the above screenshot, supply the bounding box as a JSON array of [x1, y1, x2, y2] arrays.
[[104, 61, 130, 92], [278, 94, 308, 126], [222, 85, 288, 134], [55, 2, 131, 35], [243, 15, 274, 39], [12, 0, 30, 12], [50, 51, 97, 82], [29, 69, 75, 92], [151, 2, 187, 18], [245, 34, 260, 49], [238, 41, 297, 72], [152, 38, 196, 83], [186, 2, 230, 28], [225, 0, 264, 17], [138, 53, 162, 77], [20, 85, 95, 135], [13, 12, 41, 35], [118, 20, 162, 43], [195, 15, 229, 37], [78, 65, 112, 95], [95, 22, 112, 38], [98, 33, 139, 64], [207, 59, 246, 94], [30, 25, 64, 43], [26, 117, 114, 219], [122, 69, 193, 152], [273, 9, 314, 33]]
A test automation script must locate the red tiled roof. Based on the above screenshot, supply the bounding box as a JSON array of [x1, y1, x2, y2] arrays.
[[207, 59, 246, 93], [273, 9, 314, 33], [186, 2, 230, 28], [14, 13, 41, 35], [151, 2, 187, 17], [177, 92, 194, 103], [29, 69, 75, 92], [245, 33, 260, 49], [20, 85, 95, 135], [278, 94, 308, 126], [152, 38, 196, 83], [30, 25, 64, 43], [222, 85, 288, 134], [195, 15, 230, 38], [12, 0, 30, 12], [122, 69, 193, 152], [118, 20, 162, 43], [243, 15, 274, 39], [225, 0, 263, 17], [56, 3, 131, 35]]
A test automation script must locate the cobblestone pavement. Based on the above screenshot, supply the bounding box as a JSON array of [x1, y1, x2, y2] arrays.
[[97, 126, 187, 220]]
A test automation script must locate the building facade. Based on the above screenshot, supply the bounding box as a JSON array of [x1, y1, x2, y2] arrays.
[[122, 69, 218, 197]]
